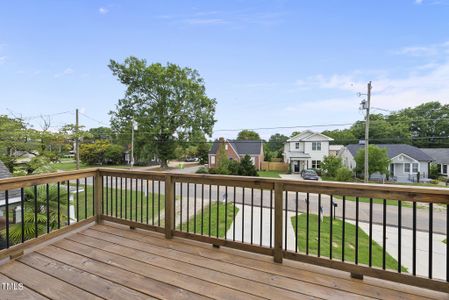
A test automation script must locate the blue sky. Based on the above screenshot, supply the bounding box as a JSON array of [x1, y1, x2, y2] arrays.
[[1, 0, 449, 139]]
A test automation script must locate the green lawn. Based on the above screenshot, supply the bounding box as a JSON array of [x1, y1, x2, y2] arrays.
[[179, 202, 239, 238], [72, 184, 165, 224], [291, 214, 406, 271], [258, 171, 283, 178]]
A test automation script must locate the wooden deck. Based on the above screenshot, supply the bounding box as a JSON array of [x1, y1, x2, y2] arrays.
[[0, 222, 446, 300]]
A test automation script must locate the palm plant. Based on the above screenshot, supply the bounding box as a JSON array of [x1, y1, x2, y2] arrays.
[[1, 184, 69, 245]]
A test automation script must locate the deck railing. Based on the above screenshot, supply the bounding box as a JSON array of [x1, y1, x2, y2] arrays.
[[0, 168, 448, 293]]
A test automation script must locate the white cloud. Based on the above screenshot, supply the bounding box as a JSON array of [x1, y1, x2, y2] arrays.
[[99, 7, 109, 15], [54, 68, 74, 78], [0, 56, 6, 65], [415, 0, 424, 4]]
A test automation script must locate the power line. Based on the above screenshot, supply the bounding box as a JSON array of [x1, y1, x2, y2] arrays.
[[79, 112, 109, 126]]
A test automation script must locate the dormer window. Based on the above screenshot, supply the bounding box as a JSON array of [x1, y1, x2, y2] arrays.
[[295, 142, 300, 149], [312, 142, 321, 151]]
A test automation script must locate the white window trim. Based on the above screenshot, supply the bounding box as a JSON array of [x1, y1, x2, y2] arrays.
[[210, 155, 215, 164], [312, 141, 321, 151], [404, 163, 411, 173], [412, 162, 419, 173], [295, 142, 300, 149]]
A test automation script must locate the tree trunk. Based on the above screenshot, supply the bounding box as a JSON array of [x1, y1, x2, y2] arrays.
[[160, 158, 169, 169]]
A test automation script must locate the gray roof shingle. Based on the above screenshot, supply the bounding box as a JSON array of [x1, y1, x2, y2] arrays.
[[345, 144, 433, 162], [209, 139, 262, 155], [421, 148, 449, 164]]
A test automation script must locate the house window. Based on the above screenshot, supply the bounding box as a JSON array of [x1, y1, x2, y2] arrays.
[[210, 155, 215, 164], [312, 142, 321, 151], [412, 163, 419, 173], [444, 164, 448, 174], [312, 160, 321, 169], [250, 156, 256, 165], [295, 142, 300, 149], [404, 163, 410, 173], [225, 144, 228, 150]]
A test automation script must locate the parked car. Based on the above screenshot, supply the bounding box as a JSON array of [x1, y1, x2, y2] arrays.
[[184, 157, 198, 162], [302, 170, 320, 181], [300, 168, 315, 177]]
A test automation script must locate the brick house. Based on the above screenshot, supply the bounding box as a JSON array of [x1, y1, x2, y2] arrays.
[[208, 138, 264, 170]]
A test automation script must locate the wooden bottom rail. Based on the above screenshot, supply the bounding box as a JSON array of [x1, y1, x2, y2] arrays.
[[0, 216, 96, 261], [173, 231, 273, 256], [101, 215, 165, 234], [283, 251, 449, 293]]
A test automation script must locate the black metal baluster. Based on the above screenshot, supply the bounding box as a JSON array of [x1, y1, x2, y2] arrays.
[[355, 196, 359, 264], [398, 200, 402, 273], [120, 177, 123, 219], [110, 176, 113, 217], [194, 183, 197, 233], [429, 203, 433, 279], [306, 193, 309, 255], [135, 179, 138, 222], [125, 178, 128, 219], [180, 182, 183, 231], [46, 184, 50, 233], [158, 180, 161, 227], [216, 185, 219, 238], [130, 178, 133, 221], [295, 192, 298, 253], [242, 188, 245, 243], [201, 184, 205, 235], [225, 186, 228, 240], [76, 179, 80, 222], [35, 185, 39, 237], [251, 188, 254, 244], [106, 176, 109, 216], [233, 186, 236, 242], [209, 184, 212, 237], [187, 182, 190, 232], [146, 180, 149, 224], [446, 203, 448, 282], [285, 191, 288, 251], [66, 181, 70, 226], [5, 190, 9, 248], [330, 195, 333, 260], [152, 180, 155, 225], [413, 201, 416, 276], [101, 177, 104, 215], [342, 196, 346, 262], [369, 198, 373, 267], [85, 177, 88, 219], [141, 179, 143, 223], [115, 177, 118, 218], [92, 177, 95, 216], [318, 194, 321, 257], [382, 199, 386, 270], [21, 188, 25, 242], [270, 189, 273, 248], [259, 189, 263, 246]]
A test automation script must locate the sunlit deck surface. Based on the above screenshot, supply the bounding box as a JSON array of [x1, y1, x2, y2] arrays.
[[0, 222, 446, 300]]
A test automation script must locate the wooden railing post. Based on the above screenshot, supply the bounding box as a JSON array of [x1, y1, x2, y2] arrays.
[[95, 170, 103, 224], [274, 182, 283, 263], [165, 174, 174, 239]]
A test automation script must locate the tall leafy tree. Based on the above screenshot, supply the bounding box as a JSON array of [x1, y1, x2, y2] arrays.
[[109, 57, 216, 168], [236, 130, 260, 140], [267, 133, 288, 152], [354, 145, 390, 179]]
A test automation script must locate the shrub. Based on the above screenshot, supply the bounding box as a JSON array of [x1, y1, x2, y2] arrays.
[[335, 167, 353, 182], [429, 163, 440, 179], [238, 155, 258, 176], [228, 160, 240, 175], [320, 155, 342, 178], [104, 144, 124, 165], [196, 166, 208, 174], [208, 167, 217, 174], [80, 141, 124, 165]]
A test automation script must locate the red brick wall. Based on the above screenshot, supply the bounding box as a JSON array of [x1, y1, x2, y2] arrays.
[[208, 141, 240, 168]]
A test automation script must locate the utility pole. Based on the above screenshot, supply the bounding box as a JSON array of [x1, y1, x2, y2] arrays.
[[75, 108, 80, 170], [363, 82, 372, 182]]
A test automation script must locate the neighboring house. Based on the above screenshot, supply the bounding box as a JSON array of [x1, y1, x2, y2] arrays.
[[329, 145, 344, 156], [421, 148, 449, 176], [339, 144, 433, 182], [208, 138, 264, 170], [283, 130, 334, 173], [0, 161, 22, 234]]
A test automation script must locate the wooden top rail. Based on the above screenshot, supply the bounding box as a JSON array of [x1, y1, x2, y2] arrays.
[[0, 168, 97, 191], [1, 167, 448, 204]]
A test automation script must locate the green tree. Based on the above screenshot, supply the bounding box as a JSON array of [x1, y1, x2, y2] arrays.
[[88, 127, 114, 142], [197, 142, 210, 164], [335, 167, 353, 182], [267, 133, 288, 153], [290, 131, 301, 138], [321, 129, 357, 145], [238, 155, 258, 176], [320, 155, 343, 178], [354, 145, 390, 179], [216, 142, 230, 174], [109, 57, 216, 168], [237, 130, 260, 140]]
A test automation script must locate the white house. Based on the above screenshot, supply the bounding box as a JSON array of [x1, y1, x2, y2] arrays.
[[339, 144, 433, 182], [283, 130, 333, 173]]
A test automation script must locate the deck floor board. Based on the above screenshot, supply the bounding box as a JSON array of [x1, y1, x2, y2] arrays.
[[0, 222, 446, 300]]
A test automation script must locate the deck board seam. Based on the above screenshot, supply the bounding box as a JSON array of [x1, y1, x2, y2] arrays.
[[41, 244, 224, 300], [93, 225, 406, 300], [76, 229, 370, 300], [17, 252, 160, 300], [61, 234, 293, 300], [98, 223, 444, 300], [0, 271, 51, 300]]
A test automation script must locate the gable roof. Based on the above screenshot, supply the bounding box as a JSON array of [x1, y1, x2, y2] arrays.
[[345, 144, 433, 162], [287, 130, 334, 142], [0, 160, 21, 203], [421, 148, 449, 164], [209, 139, 263, 155]]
